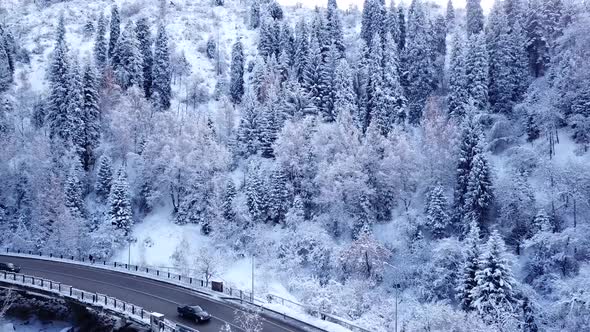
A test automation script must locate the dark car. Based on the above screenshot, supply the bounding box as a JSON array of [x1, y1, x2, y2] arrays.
[[177, 305, 211, 323], [0, 262, 20, 273]]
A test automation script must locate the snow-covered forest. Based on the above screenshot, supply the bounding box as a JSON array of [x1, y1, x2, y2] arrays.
[[0, 0, 589, 330]]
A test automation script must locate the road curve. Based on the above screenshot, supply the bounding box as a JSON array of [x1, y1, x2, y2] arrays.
[[0, 255, 307, 332]]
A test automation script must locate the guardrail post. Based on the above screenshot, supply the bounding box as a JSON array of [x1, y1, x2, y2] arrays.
[[201, 280, 203, 287], [157, 270, 159, 276], [58, 283, 61, 292], [50, 253, 52, 258], [81, 292, 84, 300], [28, 251, 31, 255], [104, 261, 106, 265], [70, 287, 72, 296], [135, 266, 138, 271], [105, 296, 107, 305], [92, 295, 96, 303], [71, 256, 74, 260], [114, 299, 117, 308], [41, 279, 44, 287], [190, 277, 192, 284], [132, 305, 135, 315], [167, 272, 170, 278], [12, 273, 15, 281], [60, 255, 63, 259], [3, 272, 6, 279], [114, 262, 117, 267], [123, 302, 126, 311], [125, 264, 127, 269], [140, 309, 143, 319], [146, 267, 149, 273], [178, 275, 181, 281]]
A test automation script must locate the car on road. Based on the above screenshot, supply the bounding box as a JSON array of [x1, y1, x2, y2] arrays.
[[0, 262, 20, 273], [177, 305, 211, 323]]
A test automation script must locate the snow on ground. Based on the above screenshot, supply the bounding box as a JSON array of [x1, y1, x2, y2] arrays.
[[2, 318, 71, 332]]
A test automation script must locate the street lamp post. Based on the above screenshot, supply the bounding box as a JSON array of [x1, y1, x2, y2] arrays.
[[251, 255, 255, 302], [384, 261, 401, 332]]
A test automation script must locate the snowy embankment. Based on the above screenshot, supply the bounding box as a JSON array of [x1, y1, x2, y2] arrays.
[[1, 319, 71, 332]]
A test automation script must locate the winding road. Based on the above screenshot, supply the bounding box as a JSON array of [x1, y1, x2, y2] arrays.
[[0, 255, 310, 332]]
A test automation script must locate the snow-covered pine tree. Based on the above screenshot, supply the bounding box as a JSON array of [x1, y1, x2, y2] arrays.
[[246, 163, 268, 224], [333, 58, 356, 119], [229, 39, 245, 104], [94, 13, 108, 72], [360, 0, 385, 47], [487, 1, 515, 114], [509, 21, 530, 105], [81, 62, 100, 171], [47, 15, 71, 142], [281, 73, 318, 119], [303, 36, 324, 110], [269, 165, 290, 225], [279, 21, 295, 66], [386, 1, 400, 49], [446, 0, 455, 31], [471, 230, 517, 321], [65, 57, 85, 152], [65, 157, 85, 219], [326, 0, 345, 57], [258, 101, 279, 159], [425, 184, 450, 239], [294, 18, 310, 82], [403, 0, 437, 124], [116, 22, 143, 90], [109, 167, 133, 237], [457, 220, 481, 311], [136, 17, 153, 98], [525, 0, 549, 78], [108, 5, 121, 66], [397, 5, 406, 50], [319, 42, 339, 122], [221, 180, 237, 224], [236, 85, 259, 157], [465, 33, 489, 111], [96, 154, 113, 200], [466, 0, 484, 36], [0, 45, 12, 93], [269, 1, 284, 21], [249, 0, 261, 29], [152, 23, 171, 110], [0, 25, 15, 79], [382, 32, 407, 126], [463, 152, 493, 230], [363, 33, 384, 132], [83, 18, 95, 39], [447, 33, 469, 118], [453, 116, 483, 227]]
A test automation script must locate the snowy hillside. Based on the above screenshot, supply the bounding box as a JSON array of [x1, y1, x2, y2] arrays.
[[2, 0, 590, 331]]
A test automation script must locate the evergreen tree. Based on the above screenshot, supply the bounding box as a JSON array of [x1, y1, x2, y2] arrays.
[[446, 0, 455, 31], [465, 33, 488, 111], [279, 22, 295, 66], [83, 18, 95, 39], [246, 164, 268, 224], [269, 1, 284, 21], [333, 58, 356, 119], [116, 22, 143, 90], [425, 184, 450, 239], [230, 39, 245, 104], [525, 0, 548, 77], [326, 0, 345, 56], [397, 6, 406, 50], [487, 2, 514, 114], [236, 86, 259, 156], [509, 21, 530, 105], [363, 33, 384, 132], [466, 0, 484, 36], [382, 32, 407, 126], [136, 17, 153, 98], [221, 180, 237, 224], [258, 103, 278, 159], [471, 230, 517, 320], [81, 62, 100, 171], [65, 158, 85, 219], [250, 0, 261, 29], [453, 117, 483, 226], [0, 46, 12, 93], [96, 154, 113, 200], [259, 19, 279, 58], [47, 15, 71, 142], [0, 25, 16, 78], [281, 72, 318, 118], [447, 34, 469, 118], [94, 13, 108, 71], [109, 167, 133, 236], [319, 42, 339, 122], [65, 57, 85, 152], [403, 0, 437, 124], [463, 153, 493, 230], [108, 5, 121, 65], [269, 166, 290, 225], [294, 18, 310, 82], [457, 221, 481, 311], [360, 0, 385, 47], [152, 24, 172, 110], [303, 37, 324, 110]]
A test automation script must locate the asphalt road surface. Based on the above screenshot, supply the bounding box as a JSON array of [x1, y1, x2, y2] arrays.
[[0, 255, 308, 332]]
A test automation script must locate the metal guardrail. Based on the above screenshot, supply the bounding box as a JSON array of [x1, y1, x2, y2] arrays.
[[0, 249, 372, 332], [0, 271, 189, 332]]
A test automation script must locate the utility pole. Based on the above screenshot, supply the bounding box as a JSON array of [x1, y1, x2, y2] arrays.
[[251, 255, 255, 302]]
